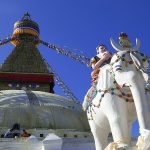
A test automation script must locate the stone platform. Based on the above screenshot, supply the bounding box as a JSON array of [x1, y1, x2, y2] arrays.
[[0, 129, 138, 150], [0, 137, 138, 150]]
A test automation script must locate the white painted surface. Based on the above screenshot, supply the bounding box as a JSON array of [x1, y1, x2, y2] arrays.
[[43, 134, 62, 150], [0, 90, 89, 130], [27, 136, 43, 150]]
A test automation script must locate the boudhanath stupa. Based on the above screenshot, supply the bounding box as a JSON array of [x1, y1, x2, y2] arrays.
[[0, 13, 94, 150]]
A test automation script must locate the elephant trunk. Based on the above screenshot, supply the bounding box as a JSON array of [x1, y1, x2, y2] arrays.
[[114, 70, 150, 130]]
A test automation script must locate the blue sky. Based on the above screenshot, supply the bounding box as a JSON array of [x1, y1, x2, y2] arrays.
[[0, 0, 149, 136]]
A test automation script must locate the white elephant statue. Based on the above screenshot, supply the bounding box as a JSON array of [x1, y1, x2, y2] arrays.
[[83, 37, 150, 150], [83, 63, 137, 150], [110, 37, 150, 150]]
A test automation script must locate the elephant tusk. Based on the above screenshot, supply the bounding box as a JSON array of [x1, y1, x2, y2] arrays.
[[110, 38, 129, 51], [133, 38, 140, 51], [110, 38, 140, 51]]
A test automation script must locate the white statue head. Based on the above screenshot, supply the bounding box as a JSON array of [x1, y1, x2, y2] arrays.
[[96, 44, 109, 58]]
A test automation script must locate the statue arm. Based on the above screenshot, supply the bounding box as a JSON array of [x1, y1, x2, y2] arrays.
[[92, 52, 111, 70]]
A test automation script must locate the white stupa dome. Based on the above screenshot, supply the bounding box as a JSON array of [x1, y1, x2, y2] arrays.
[[0, 90, 89, 130]]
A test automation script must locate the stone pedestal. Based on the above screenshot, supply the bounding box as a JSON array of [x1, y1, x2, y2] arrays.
[[43, 133, 63, 150], [27, 136, 43, 150]]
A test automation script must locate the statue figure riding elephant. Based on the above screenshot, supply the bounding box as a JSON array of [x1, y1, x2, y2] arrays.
[[83, 33, 150, 150]]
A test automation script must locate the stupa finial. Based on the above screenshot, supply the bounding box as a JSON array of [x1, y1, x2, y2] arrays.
[[11, 13, 40, 46], [22, 12, 31, 20]]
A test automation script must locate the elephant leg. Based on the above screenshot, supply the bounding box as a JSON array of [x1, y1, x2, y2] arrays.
[[101, 94, 130, 148], [88, 110, 110, 150], [127, 102, 137, 137]]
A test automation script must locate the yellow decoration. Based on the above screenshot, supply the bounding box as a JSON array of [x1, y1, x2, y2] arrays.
[[12, 28, 39, 37], [136, 136, 144, 150], [11, 28, 39, 46], [119, 33, 132, 48], [104, 137, 130, 150]]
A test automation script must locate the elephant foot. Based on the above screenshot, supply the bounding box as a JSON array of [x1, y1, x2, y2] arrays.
[[136, 129, 150, 150], [105, 142, 129, 150], [105, 137, 131, 150], [116, 146, 129, 150]]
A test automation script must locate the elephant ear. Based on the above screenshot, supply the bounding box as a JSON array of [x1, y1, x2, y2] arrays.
[[133, 38, 140, 51], [130, 51, 146, 72]]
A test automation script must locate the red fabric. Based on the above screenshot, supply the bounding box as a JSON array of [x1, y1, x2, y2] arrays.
[[0, 72, 54, 83]]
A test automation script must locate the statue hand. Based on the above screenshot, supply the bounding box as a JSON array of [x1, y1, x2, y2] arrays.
[[102, 52, 111, 61]]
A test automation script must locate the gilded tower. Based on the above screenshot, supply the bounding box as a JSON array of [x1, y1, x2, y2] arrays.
[[0, 13, 54, 92]]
